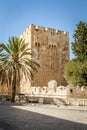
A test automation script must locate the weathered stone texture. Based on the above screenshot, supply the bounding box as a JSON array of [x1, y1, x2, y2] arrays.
[[20, 24, 69, 93], [0, 24, 70, 95]]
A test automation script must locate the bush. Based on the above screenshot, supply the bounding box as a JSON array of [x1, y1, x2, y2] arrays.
[[64, 60, 87, 86]]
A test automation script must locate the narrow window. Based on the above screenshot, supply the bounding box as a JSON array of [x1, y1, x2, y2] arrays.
[[35, 42, 37, 47]]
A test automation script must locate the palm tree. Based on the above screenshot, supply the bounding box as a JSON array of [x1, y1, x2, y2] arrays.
[[0, 37, 40, 102]]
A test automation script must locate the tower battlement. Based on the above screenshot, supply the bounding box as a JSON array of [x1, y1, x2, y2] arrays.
[[20, 24, 70, 93]]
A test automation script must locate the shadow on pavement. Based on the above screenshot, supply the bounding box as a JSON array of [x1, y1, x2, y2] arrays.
[[0, 103, 87, 130]]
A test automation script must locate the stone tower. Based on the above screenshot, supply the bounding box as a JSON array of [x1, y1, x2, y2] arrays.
[[20, 24, 69, 93]]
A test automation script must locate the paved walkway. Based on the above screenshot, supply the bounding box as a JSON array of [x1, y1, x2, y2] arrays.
[[0, 102, 87, 130]]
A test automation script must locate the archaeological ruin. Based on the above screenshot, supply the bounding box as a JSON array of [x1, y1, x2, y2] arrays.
[[0, 24, 87, 105], [19, 24, 70, 94]]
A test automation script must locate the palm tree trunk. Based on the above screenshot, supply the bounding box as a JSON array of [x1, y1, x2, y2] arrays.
[[11, 67, 16, 102]]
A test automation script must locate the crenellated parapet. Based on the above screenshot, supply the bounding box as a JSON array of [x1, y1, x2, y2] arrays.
[[20, 24, 69, 50], [20, 24, 69, 86], [19, 24, 70, 93], [0, 24, 70, 95]]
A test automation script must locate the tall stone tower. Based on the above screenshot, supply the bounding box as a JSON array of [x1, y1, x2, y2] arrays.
[[20, 24, 69, 93]]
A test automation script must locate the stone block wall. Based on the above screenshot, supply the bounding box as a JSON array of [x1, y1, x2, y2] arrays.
[[20, 24, 70, 93], [0, 24, 70, 95]]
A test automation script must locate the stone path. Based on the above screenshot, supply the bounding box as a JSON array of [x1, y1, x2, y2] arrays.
[[0, 102, 87, 130]]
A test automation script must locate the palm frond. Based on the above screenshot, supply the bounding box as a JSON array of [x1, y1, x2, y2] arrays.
[[0, 43, 10, 54], [0, 36, 40, 88]]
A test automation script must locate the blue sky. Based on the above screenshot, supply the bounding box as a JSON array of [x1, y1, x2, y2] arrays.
[[0, 0, 87, 59]]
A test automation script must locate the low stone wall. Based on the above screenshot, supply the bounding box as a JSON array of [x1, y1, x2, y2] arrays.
[[16, 95, 87, 106], [0, 94, 11, 101], [41, 97, 87, 106], [57, 98, 87, 106], [1, 93, 87, 106], [42, 97, 87, 106]]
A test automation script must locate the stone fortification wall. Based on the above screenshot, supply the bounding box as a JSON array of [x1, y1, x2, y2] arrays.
[[20, 24, 69, 92], [0, 24, 70, 95]]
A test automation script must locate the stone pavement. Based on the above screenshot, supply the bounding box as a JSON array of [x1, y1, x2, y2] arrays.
[[0, 102, 87, 130]]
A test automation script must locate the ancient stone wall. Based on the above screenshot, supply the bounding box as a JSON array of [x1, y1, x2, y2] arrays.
[[20, 24, 70, 92], [0, 24, 70, 95]]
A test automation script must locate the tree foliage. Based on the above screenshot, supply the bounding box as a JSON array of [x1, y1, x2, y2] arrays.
[[64, 60, 87, 86], [0, 37, 40, 102], [71, 21, 87, 62], [64, 21, 87, 86]]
